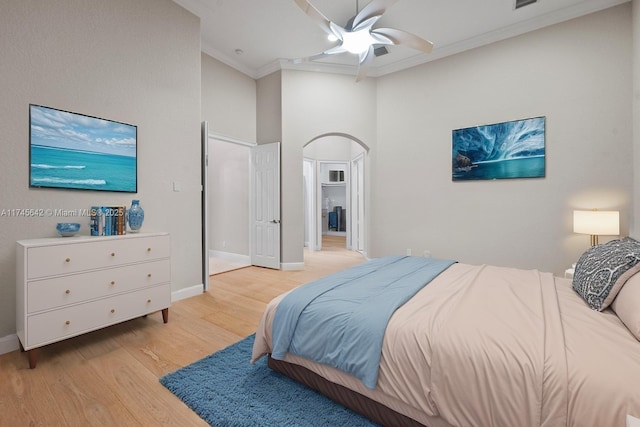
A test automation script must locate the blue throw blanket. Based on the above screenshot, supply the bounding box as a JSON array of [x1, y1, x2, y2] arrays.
[[271, 255, 456, 389]]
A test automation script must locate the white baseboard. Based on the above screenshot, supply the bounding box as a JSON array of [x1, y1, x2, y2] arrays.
[[172, 284, 204, 302], [209, 250, 250, 265], [0, 334, 20, 356], [281, 262, 304, 271]]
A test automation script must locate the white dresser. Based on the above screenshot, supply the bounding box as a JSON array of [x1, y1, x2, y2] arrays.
[[16, 232, 171, 368]]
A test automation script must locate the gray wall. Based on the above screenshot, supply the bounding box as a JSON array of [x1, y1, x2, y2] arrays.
[[257, 72, 283, 145], [275, 4, 632, 275], [202, 53, 256, 255], [202, 53, 256, 141], [373, 4, 632, 275], [0, 0, 202, 340], [281, 71, 377, 265]]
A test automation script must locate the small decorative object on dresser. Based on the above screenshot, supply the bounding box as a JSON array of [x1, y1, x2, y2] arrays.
[[56, 222, 80, 237], [127, 199, 144, 232], [16, 232, 171, 368]]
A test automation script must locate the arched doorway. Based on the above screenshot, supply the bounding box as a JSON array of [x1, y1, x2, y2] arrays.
[[303, 133, 369, 255]]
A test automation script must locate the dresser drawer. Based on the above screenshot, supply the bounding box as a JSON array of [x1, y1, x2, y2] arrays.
[[27, 259, 171, 314], [25, 284, 171, 349], [26, 235, 170, 279]]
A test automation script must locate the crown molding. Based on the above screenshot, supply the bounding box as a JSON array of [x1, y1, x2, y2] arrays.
[[201, 40, 260, 79]]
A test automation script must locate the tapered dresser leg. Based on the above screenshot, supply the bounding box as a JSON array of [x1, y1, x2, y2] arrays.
[[162, 308, 169, 324], [27, 348, 38, 369]]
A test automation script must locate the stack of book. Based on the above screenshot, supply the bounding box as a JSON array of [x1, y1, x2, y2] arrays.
[[90, 206, 127, 236]]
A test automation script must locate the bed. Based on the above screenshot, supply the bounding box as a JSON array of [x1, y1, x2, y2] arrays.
[[251, 238, 640, 427]]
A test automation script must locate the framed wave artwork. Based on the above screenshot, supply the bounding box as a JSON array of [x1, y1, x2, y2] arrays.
[[29, 104, 137, 192], [452, 116, 545, 181]]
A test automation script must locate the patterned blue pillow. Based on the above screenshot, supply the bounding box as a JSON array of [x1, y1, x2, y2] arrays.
[[572, 237, 640, 311]]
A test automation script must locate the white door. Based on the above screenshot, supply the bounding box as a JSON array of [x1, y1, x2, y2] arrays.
[[250, 142, 281, 269]]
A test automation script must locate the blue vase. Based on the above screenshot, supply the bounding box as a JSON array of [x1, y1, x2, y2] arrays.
[[127, 199, 144, 233]]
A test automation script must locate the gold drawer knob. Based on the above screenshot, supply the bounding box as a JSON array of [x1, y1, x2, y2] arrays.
[[65, 289, 71, 294], [110, 281, 116, 286], [65, 258, 71, 263], [65, 320, 70, 326], [111, 252, 116, 257], [147, 299, 151, 303], [147, 273, 152, 278], [147, 247, 152, 252], [110, 309, 115, 314]]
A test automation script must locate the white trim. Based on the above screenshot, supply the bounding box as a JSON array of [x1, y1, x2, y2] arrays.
[[201, 41, 259, 79], [202, 121, 210, 289], [171, 284, 204, 302], [281, 262, 304, 271], [209, 250, 251, 265], [0, 334, 20, 355], [208, 132, 257, 147]]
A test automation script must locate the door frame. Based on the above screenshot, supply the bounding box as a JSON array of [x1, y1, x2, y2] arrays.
[[201, 122, 260, 289], [303, 158, 316, 252], [351, 153, 365, 253], [316, 160, 350, 251], [201, 122, 209, 289]]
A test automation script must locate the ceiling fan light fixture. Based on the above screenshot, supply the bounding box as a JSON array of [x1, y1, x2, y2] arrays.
[[341, 29, 376, 54], [293, 0, 433, 81]]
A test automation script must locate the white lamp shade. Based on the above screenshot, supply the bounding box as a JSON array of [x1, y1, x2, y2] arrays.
[[573, 210, 620, 236]]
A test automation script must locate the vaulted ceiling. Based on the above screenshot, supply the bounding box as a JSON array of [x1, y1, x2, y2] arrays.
[[174, 0, 629, 79]]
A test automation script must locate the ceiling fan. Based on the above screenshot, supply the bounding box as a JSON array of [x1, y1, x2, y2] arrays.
[[292, 0, 433, 81]]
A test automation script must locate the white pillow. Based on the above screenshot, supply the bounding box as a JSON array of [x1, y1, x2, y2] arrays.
[[611, 272, 640, 340]]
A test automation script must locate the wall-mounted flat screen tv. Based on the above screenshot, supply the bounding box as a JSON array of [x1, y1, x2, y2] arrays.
[[452, 116, 545, 181], [29, 104, 137, 192]]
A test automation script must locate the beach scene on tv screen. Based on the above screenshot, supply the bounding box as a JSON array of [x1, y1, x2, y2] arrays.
[[30, 105, 137, 192]]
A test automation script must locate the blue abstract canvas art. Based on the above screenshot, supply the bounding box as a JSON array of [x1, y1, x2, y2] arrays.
[[452, 116, 545, 181], [29, 104, 137, 192]]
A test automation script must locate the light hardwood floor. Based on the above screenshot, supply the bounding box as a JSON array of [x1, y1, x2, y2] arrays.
[[0, 236, 365, 426]]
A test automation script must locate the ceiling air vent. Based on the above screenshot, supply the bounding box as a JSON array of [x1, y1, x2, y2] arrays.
[[515, 0, 537, 9], [374, 46, 389, 57]]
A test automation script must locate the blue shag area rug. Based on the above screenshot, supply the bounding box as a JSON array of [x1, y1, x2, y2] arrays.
[[160, 334, 379, 427]]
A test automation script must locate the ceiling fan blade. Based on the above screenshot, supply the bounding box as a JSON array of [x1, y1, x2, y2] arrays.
[[372, 27, 434, 53], [352, 0, 400, 29], [293, 0, 333, 35], [323, 44, 349, 56], [289, 52, 331, 64], [288, 46, 349, 65], [352, 16, 381, 33], [356, 45, 376, 82]]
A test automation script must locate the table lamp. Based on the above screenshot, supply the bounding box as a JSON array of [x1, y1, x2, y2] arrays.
[[573, 210, 620, 246]]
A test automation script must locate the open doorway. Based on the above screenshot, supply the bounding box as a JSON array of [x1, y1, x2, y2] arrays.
[[204, 130, 253, 281], [302, 133, 368, 255], [203, 127, 281, 283]]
